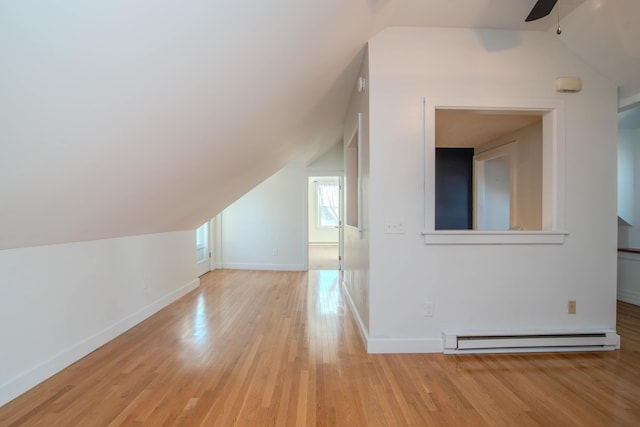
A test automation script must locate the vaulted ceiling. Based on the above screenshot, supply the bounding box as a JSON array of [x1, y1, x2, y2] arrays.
[[1, 0, 638, 250]]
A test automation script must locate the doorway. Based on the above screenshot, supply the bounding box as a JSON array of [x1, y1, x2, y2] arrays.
[[196, 220, 211, 276], [308, 176, 341, 270], [474, 142, 516, 231]]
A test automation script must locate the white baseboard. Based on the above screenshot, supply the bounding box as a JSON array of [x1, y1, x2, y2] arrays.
[[618, 289, 640, 306], [0, 279, 199, 407], [341, 280, 369, 350], [221, 262, 305, 271], [367, 338, 444, 354], [341, 280, 443, 354]]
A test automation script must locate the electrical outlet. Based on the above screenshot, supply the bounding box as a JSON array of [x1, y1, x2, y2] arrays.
[[272, 248, 278, 256], [568, 300, 576, 314], [425, 302, 435, 317]]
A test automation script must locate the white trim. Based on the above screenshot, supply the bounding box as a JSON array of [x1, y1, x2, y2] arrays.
[[342, 279, 443, 354], [424, 98, 566, 245], [474, 142, 518, 230], [221, 262, 306, 271], [345, 114, 364, 237], [341, 279, 368, 350], [618, 289, 640, 306], [357, 112, 364, 236], [617, 252, 640, 305], [423, 230, 568, 245], [0, 279, 199, 407], [618, 251, 640, 261], [443, 329, 619, 354], [444, 345, 618, 355], [367, 338, 443, 354], [619, 92, 640, 110]]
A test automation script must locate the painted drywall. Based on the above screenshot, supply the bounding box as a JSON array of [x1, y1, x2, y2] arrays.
[[618, 127, 640, 248], [342, 48, 371, 341], [617, 128, 635, 228], [617, 126, 640, 305], [479, 157, 510, 230], [366, 27, 618, 352], [478, 122, 543, 230], [0, 231, 198, 406], [307, 142, 344, 172], [0, 1, 373, 251], [220, 164, 307, 271], [618, 251, 640, 305], [218, 143, 344, 272], [307, 143, 344, 245]]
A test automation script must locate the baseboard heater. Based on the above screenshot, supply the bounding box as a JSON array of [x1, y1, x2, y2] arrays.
[[443, 330, 619, 354]]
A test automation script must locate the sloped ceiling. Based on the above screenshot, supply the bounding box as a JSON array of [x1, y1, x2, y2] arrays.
[[1, 0, 637, 250]]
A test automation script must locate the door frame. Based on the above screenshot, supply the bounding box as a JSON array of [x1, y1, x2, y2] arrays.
[[306, 173, 344, 271], [196, 220, 211, 276], [473, 142, 518, 230]]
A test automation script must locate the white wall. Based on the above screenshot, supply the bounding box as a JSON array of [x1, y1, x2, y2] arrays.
[[366, 28, 618, 352], [307, 142, 344, 172], [307, 143, 344, 245], [480, 157, 510, 230], [617, 123, 640, 305], [218, 143, 344, 271], [0, 231, 198, 406], [618, 251, 640, 305], [220, 164, 307, 271], [618, 128, 636, 228], [342, 48, 371, 341], [478, 122, 543, 230]]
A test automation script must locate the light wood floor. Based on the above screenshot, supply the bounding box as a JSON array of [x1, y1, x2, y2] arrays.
[[308, 245, 339, 270], [2, 269, 640, 426]]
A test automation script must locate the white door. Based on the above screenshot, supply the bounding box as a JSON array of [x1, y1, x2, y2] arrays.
[[478, 156, 511, 230], [474, 142, 517, 231], [196, 220, 211, 276]]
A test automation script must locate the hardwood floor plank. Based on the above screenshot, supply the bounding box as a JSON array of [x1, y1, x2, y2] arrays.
[[2, 270, 640, 426]]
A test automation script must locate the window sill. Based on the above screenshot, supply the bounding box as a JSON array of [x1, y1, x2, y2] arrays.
[[422, 230, 568, 245]]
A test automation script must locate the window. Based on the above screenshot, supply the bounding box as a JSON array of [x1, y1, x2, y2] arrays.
[[316, 180, 339, 227], [423, 100, 567, 244]]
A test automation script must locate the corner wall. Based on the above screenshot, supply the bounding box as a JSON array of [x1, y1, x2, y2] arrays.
[[0, 231, 198, 406], [220, 164, 307, 271], [218, 145, 344, 272], [342, 47, 371, 342], [617, 126, 640, 305], [618, 127, 640, 247], [367, 28, 618, 352]]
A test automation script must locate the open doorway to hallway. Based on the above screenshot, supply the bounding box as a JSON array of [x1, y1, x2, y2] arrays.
[[308, 176, 341, 270]]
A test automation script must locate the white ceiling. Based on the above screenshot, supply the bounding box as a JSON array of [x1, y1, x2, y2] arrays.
[[436, 110, 542, 148], [1, 0, 638, 249]]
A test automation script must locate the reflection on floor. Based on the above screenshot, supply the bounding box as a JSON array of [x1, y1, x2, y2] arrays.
[[312, 270, 342, 316], [4, 270, 640, 426], [308, 244, 339, 270]]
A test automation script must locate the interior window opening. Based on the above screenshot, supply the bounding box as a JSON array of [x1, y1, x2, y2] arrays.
[[434, 109, 543, 231]]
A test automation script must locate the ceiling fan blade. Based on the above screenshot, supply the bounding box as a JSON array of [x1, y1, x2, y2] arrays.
[[525, 0, 558, 22]]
